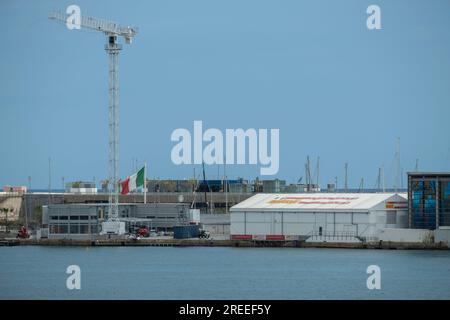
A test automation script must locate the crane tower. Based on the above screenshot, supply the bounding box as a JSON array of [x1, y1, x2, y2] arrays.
[[49, 10, 138, 234]]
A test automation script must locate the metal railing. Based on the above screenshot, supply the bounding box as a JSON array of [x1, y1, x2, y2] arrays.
[[307, 230, 357, 241]]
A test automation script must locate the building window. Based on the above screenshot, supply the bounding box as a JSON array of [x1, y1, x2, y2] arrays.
[[79, 224, 89, 234], [90, 225, 98, 234], [439, 181, 450, 227], [70, 224, 79, 234], [386, 211, 397, 224], [49, 224, 57, 234], [411, 180, 436, 229], [409, 175, 450, 229], [59, 224, 69, 234]]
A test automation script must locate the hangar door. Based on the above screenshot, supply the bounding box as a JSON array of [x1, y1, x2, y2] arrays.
[[315, 212, 327, 235], [272, 212, 283, 234]]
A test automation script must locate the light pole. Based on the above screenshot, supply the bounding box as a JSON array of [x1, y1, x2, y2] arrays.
[[5, 208, 9, 234], [62, 177, 65, 203]]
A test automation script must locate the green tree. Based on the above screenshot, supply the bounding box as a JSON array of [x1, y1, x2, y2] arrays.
[[33, 205, 43, 227], [0, 207, 11, 233]]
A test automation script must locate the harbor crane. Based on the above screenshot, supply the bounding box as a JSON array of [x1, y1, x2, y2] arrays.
[[49, 10, 138, 234]]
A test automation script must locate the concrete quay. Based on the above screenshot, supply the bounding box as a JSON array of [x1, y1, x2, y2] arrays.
[[1, 237, 448, 250]]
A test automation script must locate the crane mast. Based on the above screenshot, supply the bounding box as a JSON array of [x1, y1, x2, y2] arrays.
[[49, 10, 137, 229], [107, 34, 121, 221]]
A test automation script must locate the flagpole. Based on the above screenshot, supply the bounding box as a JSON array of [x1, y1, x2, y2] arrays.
[[144, 162, 147, 204]]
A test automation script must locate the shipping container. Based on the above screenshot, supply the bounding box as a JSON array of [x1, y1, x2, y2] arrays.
[[231, 234, 252, 240], [173, 225, 200, 239]]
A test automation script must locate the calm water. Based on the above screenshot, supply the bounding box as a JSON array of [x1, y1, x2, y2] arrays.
[[0, 246, 449, 300]]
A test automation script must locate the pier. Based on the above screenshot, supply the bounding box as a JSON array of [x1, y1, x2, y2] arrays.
[[1, 237, 448, 250]]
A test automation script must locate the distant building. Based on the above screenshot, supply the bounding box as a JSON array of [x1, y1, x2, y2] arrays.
[[2, 186, 27, 194], [408, 172, 450, 230], [145, 178, 250, 193], [65, 181, 97, 194], [326, 183, 336, 192], [282, 183, 321, 193], [281, 184, 303, 193], [262, 179, 286, 193], [260, 180, 321, 193], [197, 178, 248, 193], [227, 179, 249, 193], [252, 179, 263, 193], [147, 179, 194, 193]]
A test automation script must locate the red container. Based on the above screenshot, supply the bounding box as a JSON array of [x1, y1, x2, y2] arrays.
[[231, 234, 252, 240], [266, 235, 285, 241]]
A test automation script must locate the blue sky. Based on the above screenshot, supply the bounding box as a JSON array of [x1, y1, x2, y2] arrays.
[[1, 0, 450, 189]]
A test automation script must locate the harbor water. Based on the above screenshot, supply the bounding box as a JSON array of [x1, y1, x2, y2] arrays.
[[0, 246, 449, 300]]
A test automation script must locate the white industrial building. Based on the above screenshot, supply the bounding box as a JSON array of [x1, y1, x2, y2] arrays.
[[42, 203, 200, 240], [230, 193, 408, 242]]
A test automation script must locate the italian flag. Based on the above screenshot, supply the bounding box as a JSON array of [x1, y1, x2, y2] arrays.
[[121, 166, 145, 195]]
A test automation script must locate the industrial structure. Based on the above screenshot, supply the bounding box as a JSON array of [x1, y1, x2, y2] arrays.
[[230, 193, 408, 242], [408, 172, 450, 230], [42, 203, 199, 240], [49, 10, 138, 234]]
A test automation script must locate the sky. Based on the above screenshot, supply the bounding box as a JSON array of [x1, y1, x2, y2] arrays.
[[1, 0, 450, 189]]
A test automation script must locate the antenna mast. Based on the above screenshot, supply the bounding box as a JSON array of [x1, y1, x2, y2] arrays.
[[344, 162, 348, 193], [395, 137, 401, 192], [316, 156, 320, 191]]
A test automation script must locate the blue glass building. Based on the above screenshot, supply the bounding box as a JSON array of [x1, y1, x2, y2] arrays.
[[408, 173, 450, 229]]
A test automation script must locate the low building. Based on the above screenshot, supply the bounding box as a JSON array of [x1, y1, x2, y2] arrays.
[[147, 179, 194, 193], [227, 179, 249, 193], [282, 184, 321, 193], [42, 203, 198, 239], [200, 213, 230, 236], [145, 178, 249, 193], [65, 181, 97, 194], [2, 186, 27, 194], [230, 193, 408, 242], [262, 179, 286, 193], [197, 178, 249, 193]]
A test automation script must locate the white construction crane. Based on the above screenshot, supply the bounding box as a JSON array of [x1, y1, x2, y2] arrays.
[[49, 10, 138, 234]]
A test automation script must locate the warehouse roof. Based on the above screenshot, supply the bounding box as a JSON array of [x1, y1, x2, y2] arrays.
[[230, 193, 407, 212]]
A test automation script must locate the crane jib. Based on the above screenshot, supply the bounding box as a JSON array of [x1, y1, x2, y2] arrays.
[[49, 11, 137, 39]]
